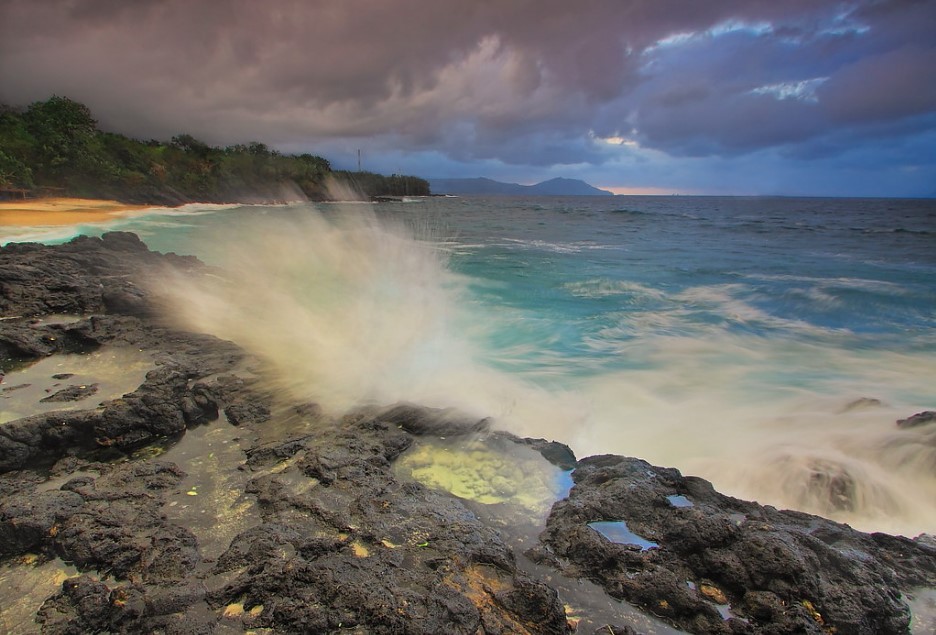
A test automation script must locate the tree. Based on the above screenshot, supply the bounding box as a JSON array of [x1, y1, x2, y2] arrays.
[[23, 96, 98, 179], [0, 149, 34, 189], [170, 133, 211, 156], [3, 96, 425, 202], [0, 105, 35, 188]]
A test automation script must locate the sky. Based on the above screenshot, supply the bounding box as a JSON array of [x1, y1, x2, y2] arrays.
[[1, 0, 934, 197]]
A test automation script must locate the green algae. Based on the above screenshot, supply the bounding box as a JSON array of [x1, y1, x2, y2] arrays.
[[394, 436, 567, 515]]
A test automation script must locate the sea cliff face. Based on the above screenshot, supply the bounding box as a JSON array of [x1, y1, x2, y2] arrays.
[[0, 233, 933, 634]]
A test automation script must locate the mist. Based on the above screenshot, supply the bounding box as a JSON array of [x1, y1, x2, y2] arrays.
[[153, 203, 936, 536]]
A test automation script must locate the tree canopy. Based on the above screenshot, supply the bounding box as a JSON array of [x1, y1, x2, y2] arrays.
[[0, 96, 429, 202]]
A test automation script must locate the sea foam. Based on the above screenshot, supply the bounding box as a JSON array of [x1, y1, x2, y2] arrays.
[[149, 201, 936, 536]]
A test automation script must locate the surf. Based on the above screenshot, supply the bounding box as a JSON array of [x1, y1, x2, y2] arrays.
[[143, 201, 936, 536]]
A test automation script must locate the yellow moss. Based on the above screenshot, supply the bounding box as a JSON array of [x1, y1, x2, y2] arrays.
[[408, 528, 430, 547], [249, 604, 264, 617], [112, 589, 129, 608], [268, 453, 303, 474], [351, 541, 370, 558], [802, 599, 825, 625], [700, 583, 728, 605], [20, 554, 39, 566], [564, 603, 583, 630], [223, 602, 245, 618]]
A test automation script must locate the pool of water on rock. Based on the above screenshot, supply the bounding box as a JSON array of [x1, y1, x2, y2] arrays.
[[588, 520, 660, 551], [0, 347, 154, 424], [393, 434, 686, 634], [393, 435, 573, 520], [0, 556, 79, 634], [156, 416, 261, 563]]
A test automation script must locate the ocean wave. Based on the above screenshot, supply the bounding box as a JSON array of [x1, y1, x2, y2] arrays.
[[742, 273, 914, 296], [607, 208, 652, 216], [674, 284, 844, 335], [498, 238, 587, 254], [573, 282, 855, 350], [136, 202, 250, 216], [557, 337, 936, 534], [893, 227, 932, 235], [1, 226, 84, 246], [0, 218, 139, 246], [562, 279, 667, 300], [851, 226, 932, 235]]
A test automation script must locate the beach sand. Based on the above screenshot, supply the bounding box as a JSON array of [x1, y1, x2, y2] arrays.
[[0, 198, 150, 226]]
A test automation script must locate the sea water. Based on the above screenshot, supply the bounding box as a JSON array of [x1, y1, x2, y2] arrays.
[[3, 195, 934, 536]]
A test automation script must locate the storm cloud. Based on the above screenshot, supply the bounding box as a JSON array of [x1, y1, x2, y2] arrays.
[[1, 0, 934, 195]]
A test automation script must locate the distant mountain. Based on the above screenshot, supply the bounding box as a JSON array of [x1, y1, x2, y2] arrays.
[[429, 176, 613, 196]]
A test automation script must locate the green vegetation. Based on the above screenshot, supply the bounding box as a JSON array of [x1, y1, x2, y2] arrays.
[[0, 96, 429, 203]]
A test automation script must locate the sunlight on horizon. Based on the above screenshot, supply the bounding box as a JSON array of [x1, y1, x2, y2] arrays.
[[602, 185, 687, 195]]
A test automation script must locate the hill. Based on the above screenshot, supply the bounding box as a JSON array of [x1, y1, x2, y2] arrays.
[[0, 95, 428, 203], [429, 176, 613, 196]]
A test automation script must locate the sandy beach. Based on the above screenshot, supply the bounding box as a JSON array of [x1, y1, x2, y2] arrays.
[[0, 197, 150, 226]]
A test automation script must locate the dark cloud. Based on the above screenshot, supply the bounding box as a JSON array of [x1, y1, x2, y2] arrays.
[[0, 0, 933, 194], [819, 46, 936, 123]]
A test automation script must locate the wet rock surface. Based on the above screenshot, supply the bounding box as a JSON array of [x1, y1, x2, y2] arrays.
[[1, 233, 934, 634], [897, 411, 936, 429], [38, 383, 99, 403], [535, 455, 936, 634], [0, 234, 574, 634], [0, 231, 198, 322], [214, 410, 571, 634]]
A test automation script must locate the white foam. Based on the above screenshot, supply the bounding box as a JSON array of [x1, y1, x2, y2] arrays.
[[150, 206, 936, 536]]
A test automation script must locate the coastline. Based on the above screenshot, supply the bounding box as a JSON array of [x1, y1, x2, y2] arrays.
[[1, 231, 934, 633], [0, 197, 151, 227]]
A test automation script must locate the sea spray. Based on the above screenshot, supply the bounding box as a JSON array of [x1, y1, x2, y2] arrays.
[[564, 332, 936, 536], [143, 198, 936, 536], [156, 206, 459, 412], [153, 206, 584, 432]]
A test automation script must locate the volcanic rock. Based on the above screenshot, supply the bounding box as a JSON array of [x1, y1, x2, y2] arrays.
[[2, 232, 934, 634], [535, 454, 936, 634]]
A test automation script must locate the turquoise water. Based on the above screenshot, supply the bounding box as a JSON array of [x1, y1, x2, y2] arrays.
[[3, 195, 935, 535]]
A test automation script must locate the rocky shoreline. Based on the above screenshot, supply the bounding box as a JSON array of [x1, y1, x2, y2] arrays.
[[1, 233, 934, 634]]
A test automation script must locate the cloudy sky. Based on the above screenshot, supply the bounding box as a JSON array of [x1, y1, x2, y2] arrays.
[[2, 0, 934, 196]]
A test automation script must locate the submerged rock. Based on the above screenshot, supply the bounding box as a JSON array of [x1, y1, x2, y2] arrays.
[[39, 383, 98, 403], [897, 411, 936, 429], [0, 323, 242, 472]]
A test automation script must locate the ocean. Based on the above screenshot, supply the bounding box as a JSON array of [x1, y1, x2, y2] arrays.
[[3, 195, 935, 537]]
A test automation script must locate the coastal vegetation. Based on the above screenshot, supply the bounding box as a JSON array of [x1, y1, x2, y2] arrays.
[[0, 96, 429, 203]]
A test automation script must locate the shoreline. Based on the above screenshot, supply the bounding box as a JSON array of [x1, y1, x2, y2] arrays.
[[1, 231, 934, 633], [0, 197, 152, 227]]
